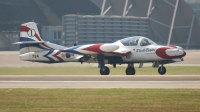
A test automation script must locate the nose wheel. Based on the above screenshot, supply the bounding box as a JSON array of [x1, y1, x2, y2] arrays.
[[100, 66, 110, 75], [158, 65, 166, 75]]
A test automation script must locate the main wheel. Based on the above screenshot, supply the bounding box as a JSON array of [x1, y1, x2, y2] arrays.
[[126, 67, 135, 75], [100, 66, 110, 75], [158, 66, 166, 75]]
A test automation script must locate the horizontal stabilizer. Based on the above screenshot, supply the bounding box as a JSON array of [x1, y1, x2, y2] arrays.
[[13, 41, 45, 44]]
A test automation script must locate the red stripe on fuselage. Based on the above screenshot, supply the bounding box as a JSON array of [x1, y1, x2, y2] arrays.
[[83, 44, 104, 53], [53, 51, 64, 61]]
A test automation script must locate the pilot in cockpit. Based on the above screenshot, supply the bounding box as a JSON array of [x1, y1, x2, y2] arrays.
[[129, 39, 139, 46], [140, 39, 151, 46]]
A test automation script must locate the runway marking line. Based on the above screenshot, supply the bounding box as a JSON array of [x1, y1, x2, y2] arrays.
[[1, 81, 200, 83]]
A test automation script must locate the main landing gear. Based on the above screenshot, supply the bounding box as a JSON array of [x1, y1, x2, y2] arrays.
[[99, 63, 136, 75], [100, 66, 110, 75], [158, 65, 166, 75], [126, 63, 135, 75]]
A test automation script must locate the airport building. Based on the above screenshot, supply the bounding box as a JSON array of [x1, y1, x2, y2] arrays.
[[46, 0, 200, 49], [62, 0, 200, 48], [62, 15, 148, 46], [41, 26, 63, 45], [0, 31, 19, 51]]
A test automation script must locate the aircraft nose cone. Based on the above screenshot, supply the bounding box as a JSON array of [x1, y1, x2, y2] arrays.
[[176, 46, 183, 50], [182, 51, 186, 57], [174, 49, 186, 57]]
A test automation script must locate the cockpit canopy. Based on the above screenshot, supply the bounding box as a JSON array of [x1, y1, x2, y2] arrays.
[[118, 36, 156, 46]]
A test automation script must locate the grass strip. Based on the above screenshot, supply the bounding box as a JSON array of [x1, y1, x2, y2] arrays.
[[0, 66, 199, 75], [0, 89, 200, 112]]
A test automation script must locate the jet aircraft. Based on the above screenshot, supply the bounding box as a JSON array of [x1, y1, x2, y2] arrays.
[[15, 22, 186, 75]]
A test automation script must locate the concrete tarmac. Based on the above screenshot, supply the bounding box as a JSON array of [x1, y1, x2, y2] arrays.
[[0, 75, 200, 89]]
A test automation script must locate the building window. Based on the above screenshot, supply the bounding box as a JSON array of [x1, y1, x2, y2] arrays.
[[54, 32, 57, 39], [58, 32, 61, 39]]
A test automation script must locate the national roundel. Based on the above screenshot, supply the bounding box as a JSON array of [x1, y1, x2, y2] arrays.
[[66, 53, 71, 58], [27, 29, 36, 37]]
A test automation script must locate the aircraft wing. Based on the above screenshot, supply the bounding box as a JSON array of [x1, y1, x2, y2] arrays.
[[61, 43, 131, 57], [110, 48, 131, 56], [61, 43, 120, 55]]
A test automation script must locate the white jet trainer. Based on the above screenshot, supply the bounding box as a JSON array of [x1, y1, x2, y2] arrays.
[[15, 22, 186, 75]]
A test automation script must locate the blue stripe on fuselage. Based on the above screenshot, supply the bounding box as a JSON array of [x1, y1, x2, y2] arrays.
[[61, 45, 84, 55], [44, 50, 55, 62]]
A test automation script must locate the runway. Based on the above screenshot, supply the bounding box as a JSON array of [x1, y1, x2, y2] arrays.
[[0, 75, 200, 89], [1, 51, 200, 89]]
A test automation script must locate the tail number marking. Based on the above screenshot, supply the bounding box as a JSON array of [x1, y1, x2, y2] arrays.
[[32, 55, 39, 58]]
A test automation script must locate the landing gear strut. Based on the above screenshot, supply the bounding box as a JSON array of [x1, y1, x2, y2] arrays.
[[158, 65, 166, 75], [126, 63, 135, 75], [97, 54, 110, 75]]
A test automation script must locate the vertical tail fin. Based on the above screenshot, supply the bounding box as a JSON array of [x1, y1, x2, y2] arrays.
[[17, 22, 66, 55], [19, 22, 46, 54], [20, 22, 44, 42]]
